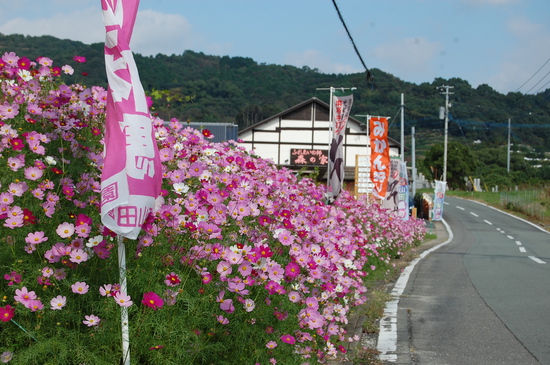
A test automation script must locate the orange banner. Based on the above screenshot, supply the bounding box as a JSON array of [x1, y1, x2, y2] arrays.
[[369, 117, 390, 199]]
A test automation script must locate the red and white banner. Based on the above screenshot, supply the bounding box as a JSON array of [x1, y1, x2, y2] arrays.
[[370, 116, 390, 199], [328, 89, 353, 202], [100, 0, 162, 239]]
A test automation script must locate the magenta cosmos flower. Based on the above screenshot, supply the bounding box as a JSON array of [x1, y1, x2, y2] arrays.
[[0, 305, 15, 322], [280, 334, 296, 345], [141, 292, 164, 310]]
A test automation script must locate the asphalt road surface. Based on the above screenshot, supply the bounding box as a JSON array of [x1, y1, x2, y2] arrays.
[[386, 196, 550, 364]]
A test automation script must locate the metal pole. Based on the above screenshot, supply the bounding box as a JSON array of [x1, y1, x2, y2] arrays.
[[507, 117, 511, 173], [411, 127, 416, 198], [401, 93, 405, 162], [118, 235, 131, 365], [440, 85, 453, 183]]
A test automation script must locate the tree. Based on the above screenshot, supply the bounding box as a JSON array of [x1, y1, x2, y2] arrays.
[[422, 141, 477, 189]]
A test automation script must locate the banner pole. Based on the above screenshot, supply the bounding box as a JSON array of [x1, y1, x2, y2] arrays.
[[117, 234, 131, 365]]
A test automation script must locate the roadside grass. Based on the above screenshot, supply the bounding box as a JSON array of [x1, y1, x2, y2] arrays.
[[443, 189, 550, 226]]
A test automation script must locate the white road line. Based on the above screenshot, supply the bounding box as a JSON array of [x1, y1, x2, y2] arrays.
[[507, 235, 514, 240], [528, 256, 547, 264], [515, 241, 522, 246], [519, 247, 527, 253], [444, 202, 449, 205], [470, 212, 479, 217], [378, 221, 454, 361], [484, 220, 493, 225], [457, 206, 465, 210]]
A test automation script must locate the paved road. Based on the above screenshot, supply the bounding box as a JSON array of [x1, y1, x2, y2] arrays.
[[384, 196, 550, 364]]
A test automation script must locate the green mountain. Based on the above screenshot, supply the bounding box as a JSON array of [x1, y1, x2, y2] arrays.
[[2, 33, 550, 187]]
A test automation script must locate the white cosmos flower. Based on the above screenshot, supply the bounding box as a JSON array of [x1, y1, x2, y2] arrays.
[[173, 182, 190, 194]]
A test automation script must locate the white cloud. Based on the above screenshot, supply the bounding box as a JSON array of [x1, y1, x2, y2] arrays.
[[484, 16, 550, 93], [131, 10, 195, 56], [0, 8, 104, 44], [0, 7, 220, 58], [371, 37, 444, 81], [283, 49, 361, 74]]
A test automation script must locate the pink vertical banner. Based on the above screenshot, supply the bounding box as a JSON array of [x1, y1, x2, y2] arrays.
[[100, 0, 162, 239]]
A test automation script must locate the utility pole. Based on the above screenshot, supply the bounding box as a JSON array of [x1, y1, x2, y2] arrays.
[[411, 127, 416, 198], [439, 85, 454, 183], [507, 117, 511, 173], [401, 93, 405, 162]]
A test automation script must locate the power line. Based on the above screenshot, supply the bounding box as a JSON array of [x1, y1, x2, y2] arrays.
[[525, 69, 550, 94], [514, 55, 550, 93], [330, 0, 372, 81]]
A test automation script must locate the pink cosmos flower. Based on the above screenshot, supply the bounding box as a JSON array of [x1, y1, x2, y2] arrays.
[[0, 351, 13, 363], [216, 261, 232, 276], [14, 287, 37, 305], [7, 156, 24, 171], [24, 166, 43, 181], [3, 271, 22, 286], [69, 249, 88, 264], [26, 299, 44, 312], [50, 295, 67, 310], [99, 284, 114, 297], [4, 215, 23, 229], [288, 291, 301, 303], [83, 314, 100, 327], [56, 222, 75, 238], [114, 292, 133, 307], [2, 52, 19, 67], [71, 281, 89, 295], [228, 281, 249, 296], [216, 315, 229, 325], [75, 223, 91, 238], [41, 267, 54, 277], [25, 231, 48, 245], [142, 292, 164, 310]]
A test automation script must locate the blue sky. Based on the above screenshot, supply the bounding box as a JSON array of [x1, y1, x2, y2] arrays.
[[1, 0, 549, 94]]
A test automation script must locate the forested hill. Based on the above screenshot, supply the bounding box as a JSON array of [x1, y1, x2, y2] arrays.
[[1, 33, 550, 152]]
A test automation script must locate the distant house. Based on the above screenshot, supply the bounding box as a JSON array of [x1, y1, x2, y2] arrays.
[[183, 122, 239, 143], [238, 97, 401, 194]]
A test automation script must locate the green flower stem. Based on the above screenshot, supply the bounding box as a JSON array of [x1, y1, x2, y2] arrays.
[[11, 319, 38, 342]]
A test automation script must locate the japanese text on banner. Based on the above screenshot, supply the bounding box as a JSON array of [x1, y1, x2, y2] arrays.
[[100, 0, 162, 239]]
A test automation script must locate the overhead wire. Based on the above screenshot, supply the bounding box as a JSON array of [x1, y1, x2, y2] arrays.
[[330, 0, 372, 82], [330, 0, 401, 110], [514, 55, 550, 93], [524, 69, 550, 94]]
